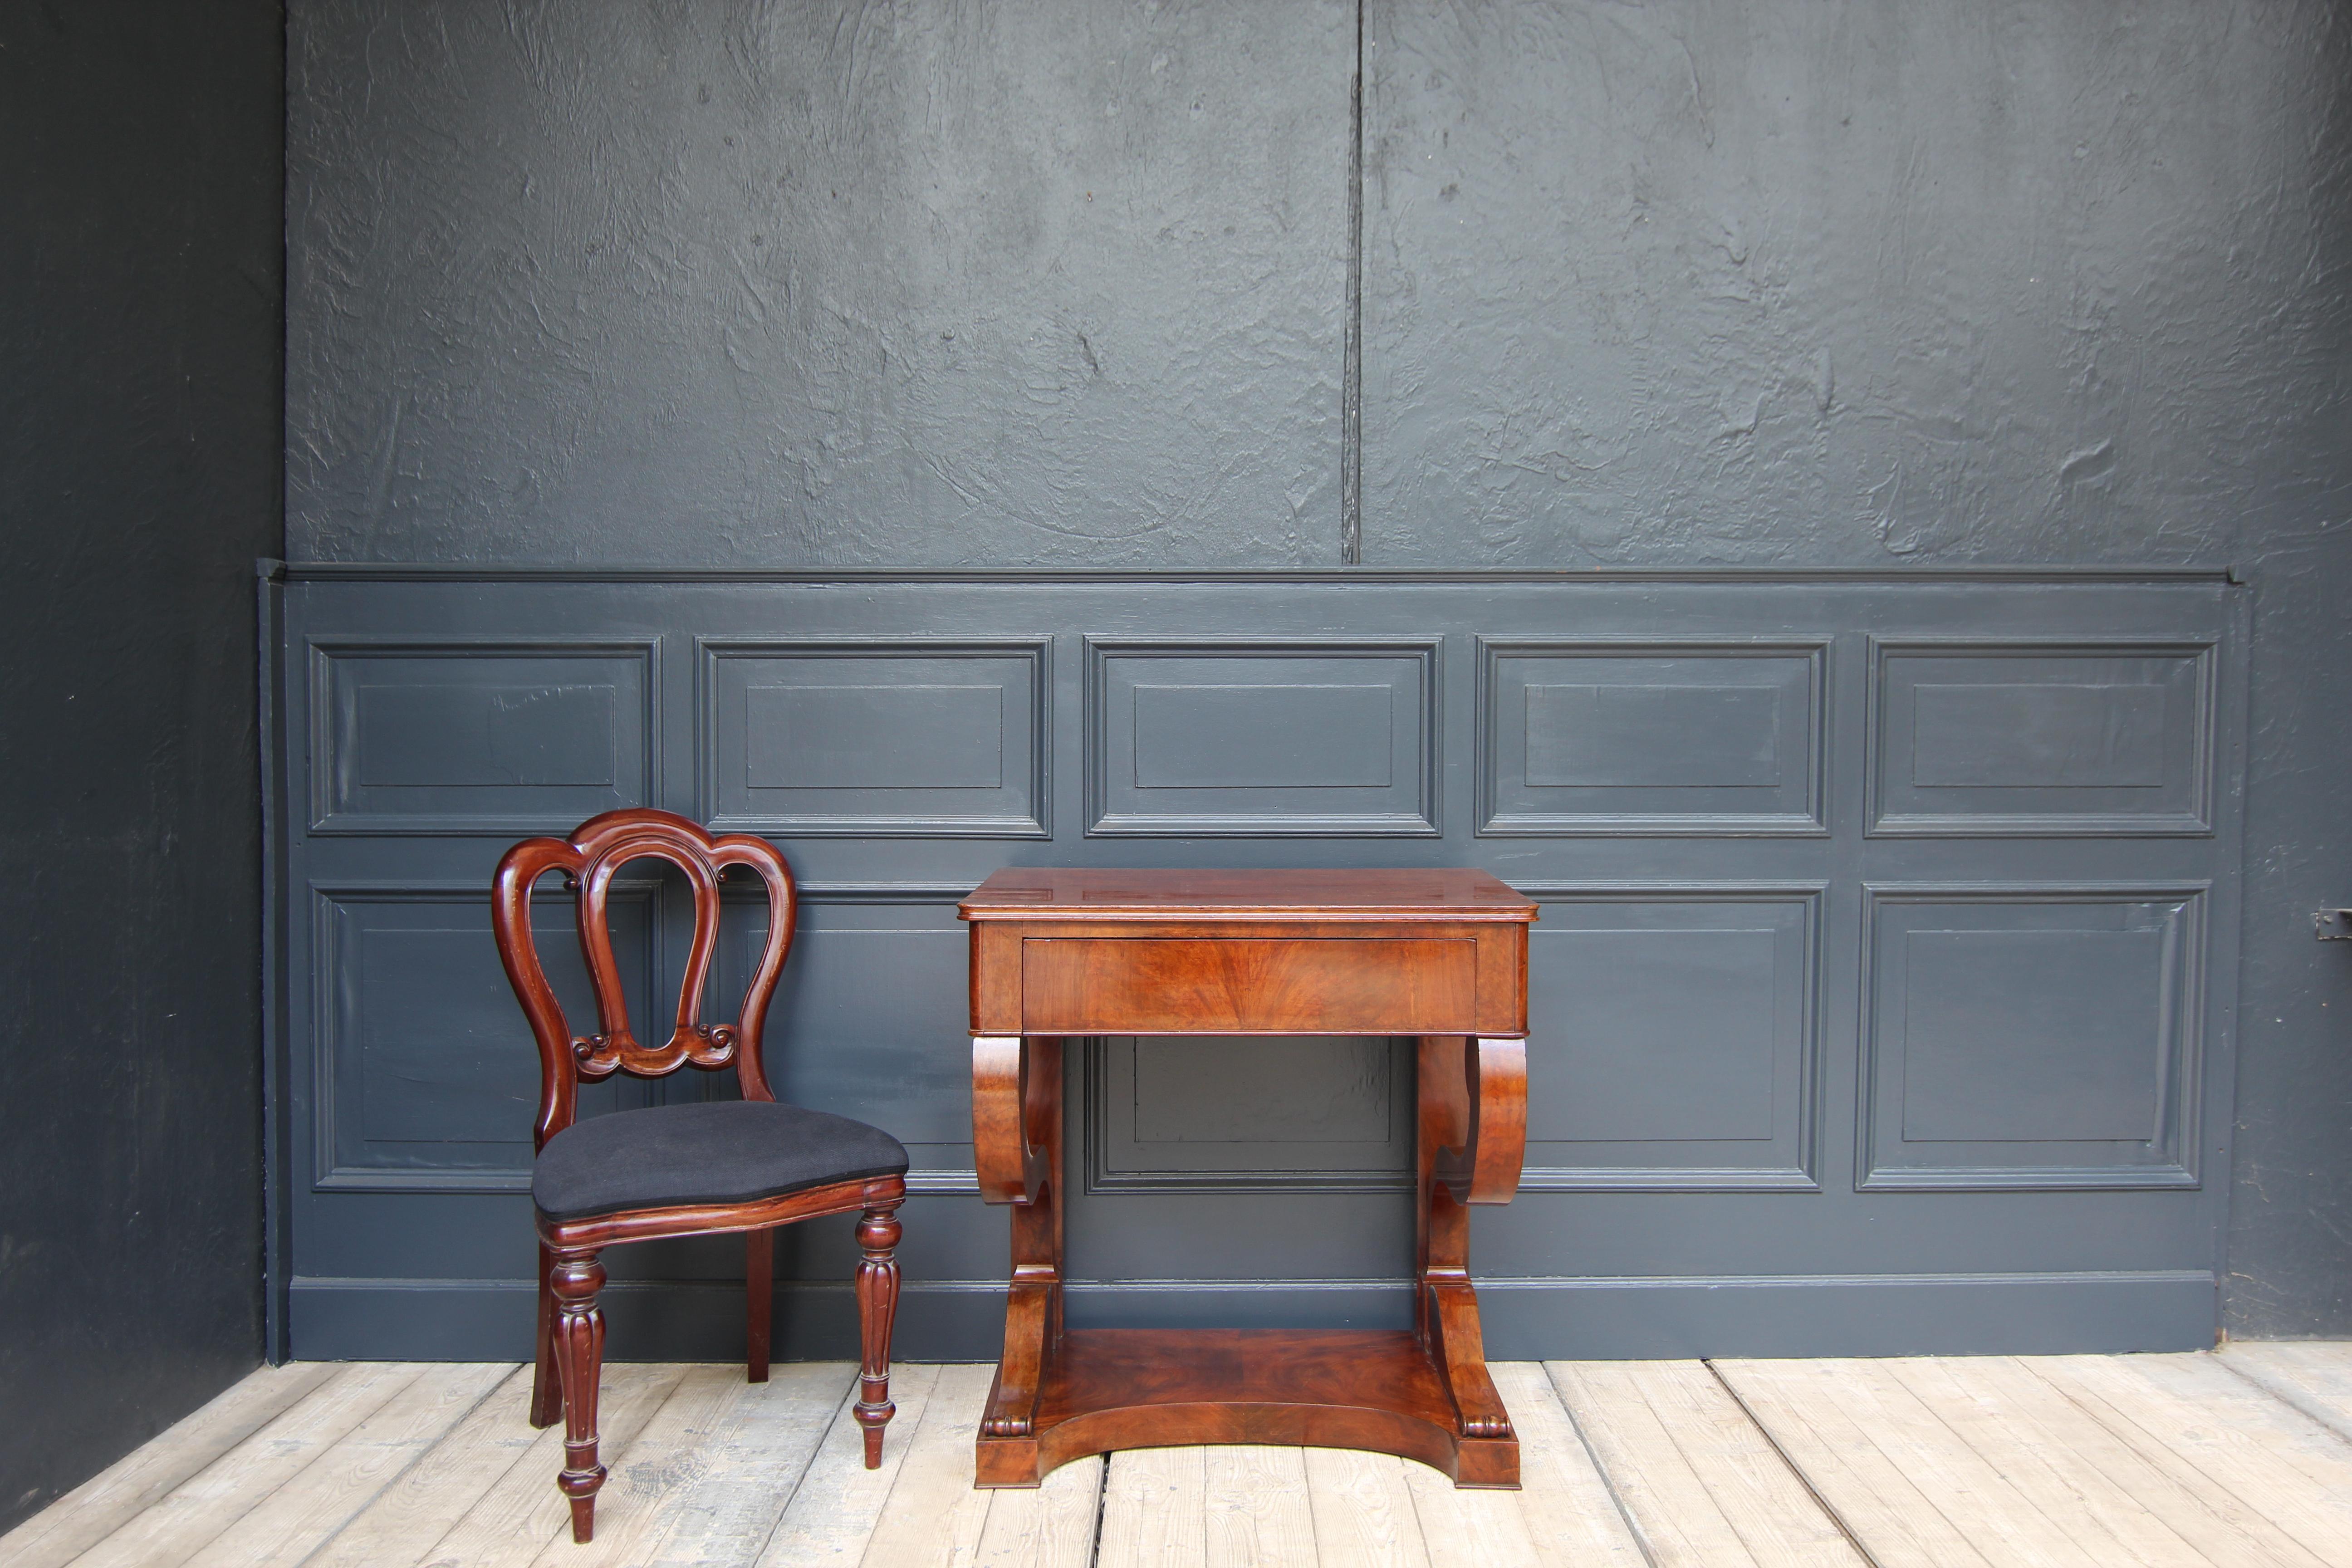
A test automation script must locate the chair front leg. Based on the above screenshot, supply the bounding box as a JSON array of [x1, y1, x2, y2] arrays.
[[549, 1247, 608, 1544], [529, 1241, 562, 1428], [745, 1227, 773, 1384], [853, 1199, 904, 1468]]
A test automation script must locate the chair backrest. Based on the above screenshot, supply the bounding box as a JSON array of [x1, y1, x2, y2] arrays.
[[492, 808, 798, 1149]]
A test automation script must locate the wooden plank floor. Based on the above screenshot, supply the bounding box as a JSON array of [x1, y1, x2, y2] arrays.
[[11, 1345, 2352, 1566]]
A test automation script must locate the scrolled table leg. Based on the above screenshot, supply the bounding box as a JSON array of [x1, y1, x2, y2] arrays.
[[973, 1034, 1062, 1482]]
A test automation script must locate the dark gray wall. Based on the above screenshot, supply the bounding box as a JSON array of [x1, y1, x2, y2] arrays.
[[285, 0, 2352, 1335], [1357, 1, 2352, 1335], [288, 0, 1351, 567], [0, 0, 282, 1533]]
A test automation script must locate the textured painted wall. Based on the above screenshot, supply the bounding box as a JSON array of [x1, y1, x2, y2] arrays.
[[1362, 0, 2352, 1334], [284, 0, 2352, 1332], [1364, 1, 2338, 569], [288, 0, 1350, 566], [0, 0, 281, 1532]]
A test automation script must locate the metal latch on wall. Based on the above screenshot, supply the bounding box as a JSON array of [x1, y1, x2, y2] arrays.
[[2317, 910, 2352, 941]]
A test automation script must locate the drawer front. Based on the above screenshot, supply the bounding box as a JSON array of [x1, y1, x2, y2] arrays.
[[1021, 937, 1479, 1034]]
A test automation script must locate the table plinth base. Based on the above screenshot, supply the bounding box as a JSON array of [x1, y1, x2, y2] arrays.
[[973, 1328, 1520, 1489]]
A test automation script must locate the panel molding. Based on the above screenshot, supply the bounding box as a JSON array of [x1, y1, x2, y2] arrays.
[[1857, 881, 2209, 1191], [697, 636, 1051, 837], [1513, 882, 1825, 1191], [1865, 637, 2218, 837], [306, 635, 661, 835], [1476, 638, 1830, 837], [1084, 635, 1442, 836]]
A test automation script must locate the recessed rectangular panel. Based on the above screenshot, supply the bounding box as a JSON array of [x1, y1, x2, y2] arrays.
[[1133, 684, 1393, 789], [1525, 686, 1779, 788], [1911, 686, 2167, 788], [312, 642, 653, 833], [1480, 643, 1824, 835], [1132, 1035, 1394, 1143], [703, 641, 1047, 836], [746, 684, 1004, 789], [1863, 888, 2201, 1189], [1088, 640, 1438, 835], [1872, 643, 2213, 834], [1088, 1036, 1414, 1192], [318, 888, 651, 1189], [1522, 890, 1820, 1189], [1901, 931, 2165, 1142], [357, 685, 616, 788], [1535, 931, 1778, 1141], [357, 927, 544, 1143]]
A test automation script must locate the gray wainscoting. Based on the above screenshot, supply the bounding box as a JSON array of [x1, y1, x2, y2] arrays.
[[262, 568, 2245, 1362]]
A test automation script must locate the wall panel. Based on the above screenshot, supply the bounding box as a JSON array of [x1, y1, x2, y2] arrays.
[[1868, 641, 2215, 836], [1860, 885, 2204, 1190], [309, 639, 656, 833], [1479, 641, 1826, 835], [1085, 638, 1440, 836], [1522, 887, 1822, 1190], [701, 640, 1049, 837], [269, 568, 2244, 1360]]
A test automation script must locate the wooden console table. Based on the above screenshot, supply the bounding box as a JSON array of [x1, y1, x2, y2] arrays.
[[960, 867, 1535, 1488]]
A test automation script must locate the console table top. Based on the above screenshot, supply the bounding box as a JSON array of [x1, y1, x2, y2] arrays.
[[959, 866, 1537, 922]]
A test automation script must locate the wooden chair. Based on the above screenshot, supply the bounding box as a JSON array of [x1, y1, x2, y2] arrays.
[[492, 808, 908, 1544]]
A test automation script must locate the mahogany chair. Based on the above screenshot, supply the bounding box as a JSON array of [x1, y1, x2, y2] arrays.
[[492, 808, 908, 1544]]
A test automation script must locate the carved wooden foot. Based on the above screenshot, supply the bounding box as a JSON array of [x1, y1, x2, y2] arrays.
[[549, 1248, 608, 1542], [853, 1200, 903, 1468]]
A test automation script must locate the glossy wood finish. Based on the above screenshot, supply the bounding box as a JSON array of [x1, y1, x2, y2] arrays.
[[493, 809, 906, 1541], [961, 867, 1534, 1489], [1021, 937, 1480, 1035]]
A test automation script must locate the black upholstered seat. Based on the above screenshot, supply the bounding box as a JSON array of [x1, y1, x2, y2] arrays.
[[533, 1099, 909, 1222]]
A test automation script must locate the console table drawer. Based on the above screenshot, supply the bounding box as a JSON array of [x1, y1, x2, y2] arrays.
[[1020, 937, 1478, 1034]]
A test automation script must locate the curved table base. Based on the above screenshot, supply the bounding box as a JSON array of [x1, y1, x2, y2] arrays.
[[973, 1327, 1520, 1489]]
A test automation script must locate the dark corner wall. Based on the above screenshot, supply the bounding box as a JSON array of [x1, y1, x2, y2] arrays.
[[0, 0, 284, 1533]]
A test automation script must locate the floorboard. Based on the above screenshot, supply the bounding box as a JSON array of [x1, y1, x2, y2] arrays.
[[757, 1362, 940, 1567], [69, 1362, 425, 1568], [22, 1348, 2352, 1566], [1550, 1359, 1863, 1568], [855, 1362, 1003, 1567], [0, 1362, 340, 1568], [2220, 1341, 2352, 1444], [403, 1361, 690, 1568], [181, 1362, 510, 1568]]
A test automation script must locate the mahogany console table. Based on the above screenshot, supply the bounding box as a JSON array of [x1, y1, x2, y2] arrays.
[[960, 867, 1535, 1488]]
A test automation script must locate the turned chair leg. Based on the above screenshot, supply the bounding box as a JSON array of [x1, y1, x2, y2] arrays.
[[853, 1200, 904, 1468], [549, 1248, 608, 1544], [745, 1228, 773, 1384], [529, 1242, 563, 1429]]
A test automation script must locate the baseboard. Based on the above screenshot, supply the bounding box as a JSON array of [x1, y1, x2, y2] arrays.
[[289, 1269, 2215, 1362], [1476, 1270, 2219, 1358]]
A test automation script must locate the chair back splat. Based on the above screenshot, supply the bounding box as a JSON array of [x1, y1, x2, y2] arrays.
[[490, 808, 796, 1149]]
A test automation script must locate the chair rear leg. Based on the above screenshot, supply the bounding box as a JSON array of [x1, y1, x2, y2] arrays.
[[529, 1241, 563, 1428], [745, 1228, 772, 1383], [549, 1247, 608, 1544], [853, 1200, 904, 1468]]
